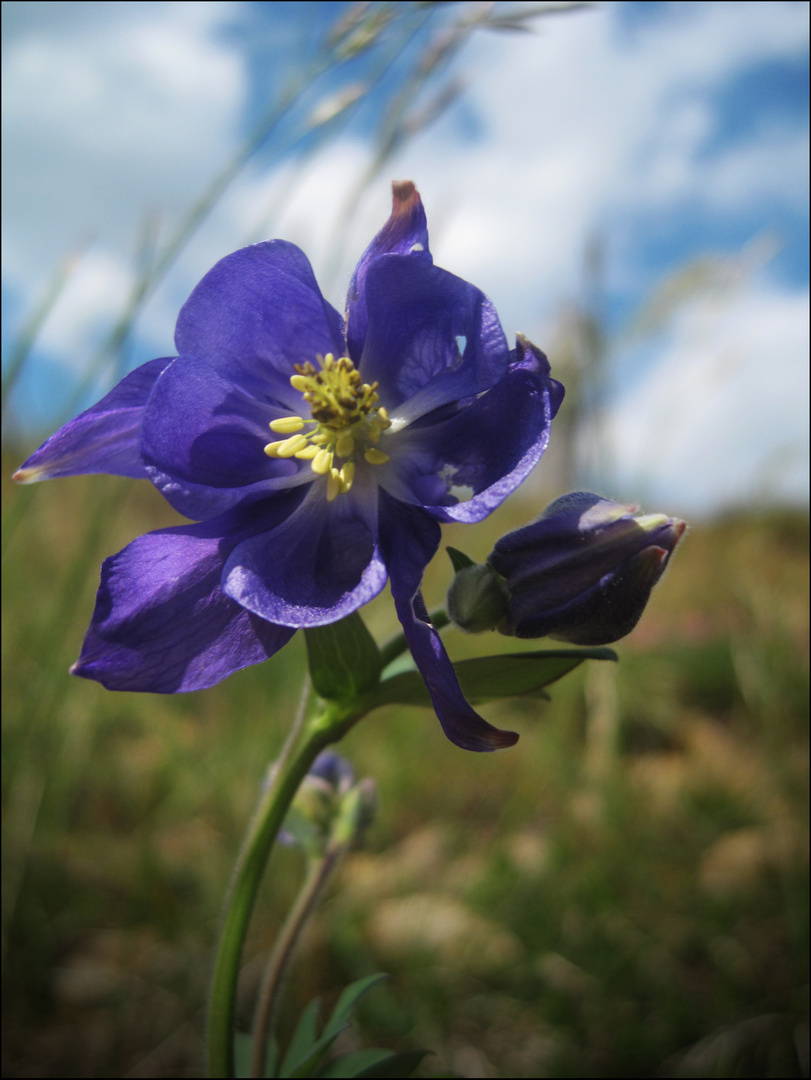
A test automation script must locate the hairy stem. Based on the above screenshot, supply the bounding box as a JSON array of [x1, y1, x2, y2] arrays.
[[249, 847, 343, 1078], [207, 694, 364, 1079], [207, 720, 330, 1078]]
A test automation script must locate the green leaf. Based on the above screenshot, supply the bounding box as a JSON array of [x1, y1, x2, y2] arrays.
[[304, 612, 382, 702], [318, 1049, 395, 1078], [319, 974, 388, 1045], [321, 1048, 430, 1078], [370, 648, 618, 709], [446, 545, 477, 572], [280, 998, 321, 1077], [281, 975, 388, 1079], [351, 1050, 430, 1078], [234, 1031, 253, 1078], [234, 1031, 278, 1078]]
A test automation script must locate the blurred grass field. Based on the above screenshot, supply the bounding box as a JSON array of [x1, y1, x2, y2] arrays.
[[2, 456, 808, 1078]]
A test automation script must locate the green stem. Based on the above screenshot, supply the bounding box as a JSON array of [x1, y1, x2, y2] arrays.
[[208, 720, 328, 1078], [249, 848, 343, 1079], [207, 701, 362, 1078]]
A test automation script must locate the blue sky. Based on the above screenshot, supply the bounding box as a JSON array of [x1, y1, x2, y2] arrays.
[[2, 0, 808, 517]]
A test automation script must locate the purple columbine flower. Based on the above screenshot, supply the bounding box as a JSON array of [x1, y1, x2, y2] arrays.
[[484, 492, 686, 645], [14, 182, 563, 752]]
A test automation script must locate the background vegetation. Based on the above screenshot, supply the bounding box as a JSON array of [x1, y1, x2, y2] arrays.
[[2, 457, 808, 1077]]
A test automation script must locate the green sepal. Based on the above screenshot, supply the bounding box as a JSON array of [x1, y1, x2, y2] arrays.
[[304, 613, 382, 702], [281, 806, 328, 860], [368, 648, 618, 709], [320, 1048, 430, 1077], [446, 545, 477, 572]]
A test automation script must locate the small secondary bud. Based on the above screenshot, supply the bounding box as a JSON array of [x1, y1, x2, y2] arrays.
[[447, 563, 510, 633]]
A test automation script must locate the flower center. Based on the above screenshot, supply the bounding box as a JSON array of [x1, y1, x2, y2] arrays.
[[264, 354, 391, 502]]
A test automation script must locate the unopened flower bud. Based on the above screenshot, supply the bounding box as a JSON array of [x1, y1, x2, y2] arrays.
[[447, 563, 510, 633], [332, 777, 377, 847], [487, 492, 685, 646], [281, 751, 362, 856]]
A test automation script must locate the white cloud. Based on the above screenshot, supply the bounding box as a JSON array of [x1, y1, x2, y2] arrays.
[[381, 1, 809, 330], [2, 1, 244, 286], [34, 249, 135, 365], [602, 283, 810, 515], [698, 126, 810, 210], [2, 0, 808, 516]]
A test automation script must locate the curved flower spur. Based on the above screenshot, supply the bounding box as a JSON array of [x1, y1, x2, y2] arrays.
[[15, 182, 564, 752]]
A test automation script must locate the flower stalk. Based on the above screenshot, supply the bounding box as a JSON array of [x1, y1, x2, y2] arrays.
[[207, 684, 372, 1079], [248, 847, 343, 1079], [207, 718, 330, 1079]]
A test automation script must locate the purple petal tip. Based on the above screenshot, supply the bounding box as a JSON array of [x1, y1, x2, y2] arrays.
[[488, 728, 520, 750], [391, 179, 419, 213]]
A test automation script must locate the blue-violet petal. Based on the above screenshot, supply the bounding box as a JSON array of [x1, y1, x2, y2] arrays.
[[14, 357, 172, 484]]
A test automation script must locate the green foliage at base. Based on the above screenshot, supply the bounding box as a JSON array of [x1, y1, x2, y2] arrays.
[[234, 976, 427, 1078]]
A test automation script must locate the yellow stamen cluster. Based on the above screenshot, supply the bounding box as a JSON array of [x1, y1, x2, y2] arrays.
[[264, 353, 391, 501]]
